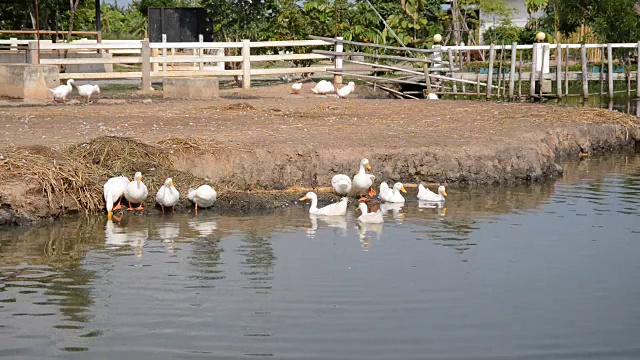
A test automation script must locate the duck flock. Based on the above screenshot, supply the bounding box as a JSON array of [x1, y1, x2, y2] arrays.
[[104, 158, 446, 226], [292, 80, 356, 98], [49, 79, 100, 104]]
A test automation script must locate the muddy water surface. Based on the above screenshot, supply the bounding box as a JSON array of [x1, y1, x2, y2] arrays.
[[1, 154, 640, 359]]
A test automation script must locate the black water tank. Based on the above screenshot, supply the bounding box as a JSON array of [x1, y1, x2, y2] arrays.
[[148, 7, 211, 43]]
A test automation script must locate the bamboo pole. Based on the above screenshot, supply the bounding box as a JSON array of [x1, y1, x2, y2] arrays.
[[607, 43, 614, 98], [448, 49, 457, 98], [530, 43, 538, 97], [487, 43, 495, 99], [581, 44, 588, 100], [509, 42, 517, 99], [556, 43, 562, 98]]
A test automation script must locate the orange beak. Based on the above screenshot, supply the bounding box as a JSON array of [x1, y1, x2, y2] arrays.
[[107, 211, 113, 220], [299, 196, 309, 201], [365, 163, 372, 170], [137, 177, 142, 183], [400, 186, 407, 193], [368, 187, 376, 197], [442, 190, 448, 197], [169, 180, 174, 187]]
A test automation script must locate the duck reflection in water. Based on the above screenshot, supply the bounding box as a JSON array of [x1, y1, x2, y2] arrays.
[[105, 217, 149, 257], [356, 222, 383, 250], [380, 202, 405, 223], [189, 218, 218, 237], [305, 214, 348, 239], [155, 221, 180, 253], [418, 200, 447, 217]]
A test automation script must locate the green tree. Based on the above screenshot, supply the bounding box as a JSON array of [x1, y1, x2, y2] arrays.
[[133, 0, 201, 16]]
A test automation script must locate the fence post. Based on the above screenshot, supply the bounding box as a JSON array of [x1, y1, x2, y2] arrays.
[[28, 41, 38, 64], [161, 34, 167, 72], [423, 64, 432, 93], [334, 36, 344, 85], [242, 39, 251, 89], [637, 42, 640, 98], [607, 43, 613, 98], [581, 44, 589, 100], [530, 43, 538, 97], [141, 39, 152, 93], [199, 34, 204, 71], [556, 43, 562, 98], [487, 43, 495, 99], [540, 44, 548, 97], [447, 48, 457, 98], [509, 42, 517, 99], [10, 38, 18, 51]]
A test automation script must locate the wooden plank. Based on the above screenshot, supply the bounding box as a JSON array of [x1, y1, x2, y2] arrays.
[[310, 35, 433, 54], [152, 70, 243, 77], [423, 64, 432, 92], [497, 44, 504, 98], [250, 53, 330, 62], [250, 40, 333, 48], [556, 43, 562, 98], [581, 44, 589, 100], [313, 49, 436, 64], [150, 55, 242, 63], [60, 72, 142, 79], [487, 43, 495, 99], [250, 66, 329, 75], [39, 42, 141, 50], [607, 43, 614, 98], [344, 59, 423, 75], [150, 42, 241, 49], [325, 71, 427, 86], [242, 40, 251, 89], [0, 30, 98, 35], [509, 42, 517, 99], [40, 56, 142, 65]]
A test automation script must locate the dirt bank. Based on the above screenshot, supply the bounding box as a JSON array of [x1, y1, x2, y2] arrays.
[[1, 88, 639, 226]]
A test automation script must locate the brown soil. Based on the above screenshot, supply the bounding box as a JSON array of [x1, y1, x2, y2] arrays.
[[1, 82, 639, 225]]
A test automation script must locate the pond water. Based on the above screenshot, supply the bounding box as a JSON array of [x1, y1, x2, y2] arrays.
[[1, 153, 640, 359]]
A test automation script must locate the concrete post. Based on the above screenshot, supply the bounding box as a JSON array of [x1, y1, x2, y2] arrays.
[[556, 43, 562, 98], [242, 39, 251, 89], [607, 43, 613, 98], [161, 34, 167, 72], [487, 43, 495, 99], [508, 42, 517, 99], [530, 43, 538, 97], [334, 37, 343, 85], [28, 41, 38, 65], [141, 39, 152, 93], [199, 34, 204, 71]]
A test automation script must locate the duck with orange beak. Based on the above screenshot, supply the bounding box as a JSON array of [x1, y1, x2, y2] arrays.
[[156, 177, 180, 214], [125, 172, 148, 211], [352, 158, 376, 202]]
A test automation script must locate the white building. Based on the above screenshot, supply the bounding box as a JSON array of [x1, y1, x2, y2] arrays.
[[479, 0, 544, 32]]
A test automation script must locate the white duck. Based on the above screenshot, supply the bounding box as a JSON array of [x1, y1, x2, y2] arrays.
[[291, 83, 302, 94], [378, 182, 393, 202], [417, 184, 447, 202], [103, 175, 130, 220], [352, 158, 376, 201], [331, 174, 352, 196], [76, 84, 100, 104], [336, 81, 355, 98], [311, 80, 335, 94], [387, 182, 407, 203], [427, 92, 439, 100], [124, 172, 148, 211], [155, 177, 180, 214], [188, 185, 217, 214], [356, 202, 384, 224], [49, 79, 74, 104], [299, 192, 348, 216]]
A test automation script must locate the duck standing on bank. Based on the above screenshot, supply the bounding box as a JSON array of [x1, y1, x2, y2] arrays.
[[417, 184, 447, 202], [156, 177, 180, 214], [311, 80, 335, 95], [125, 172, 148, 211], [299, 192, 348, 216], [49, 79, 75, 104], [103, 175, 130, 220], [336, 81, 355, 99], [188, 185, 217, 215], [352, 158, 376, 201], [331, 174, 352, 196], [76, 84, 100, 104], [291, 83, 302, 94]]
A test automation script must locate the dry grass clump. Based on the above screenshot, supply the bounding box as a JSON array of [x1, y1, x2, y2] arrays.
[[64, 136, 206, 201], [0, 146, 106, 212]]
